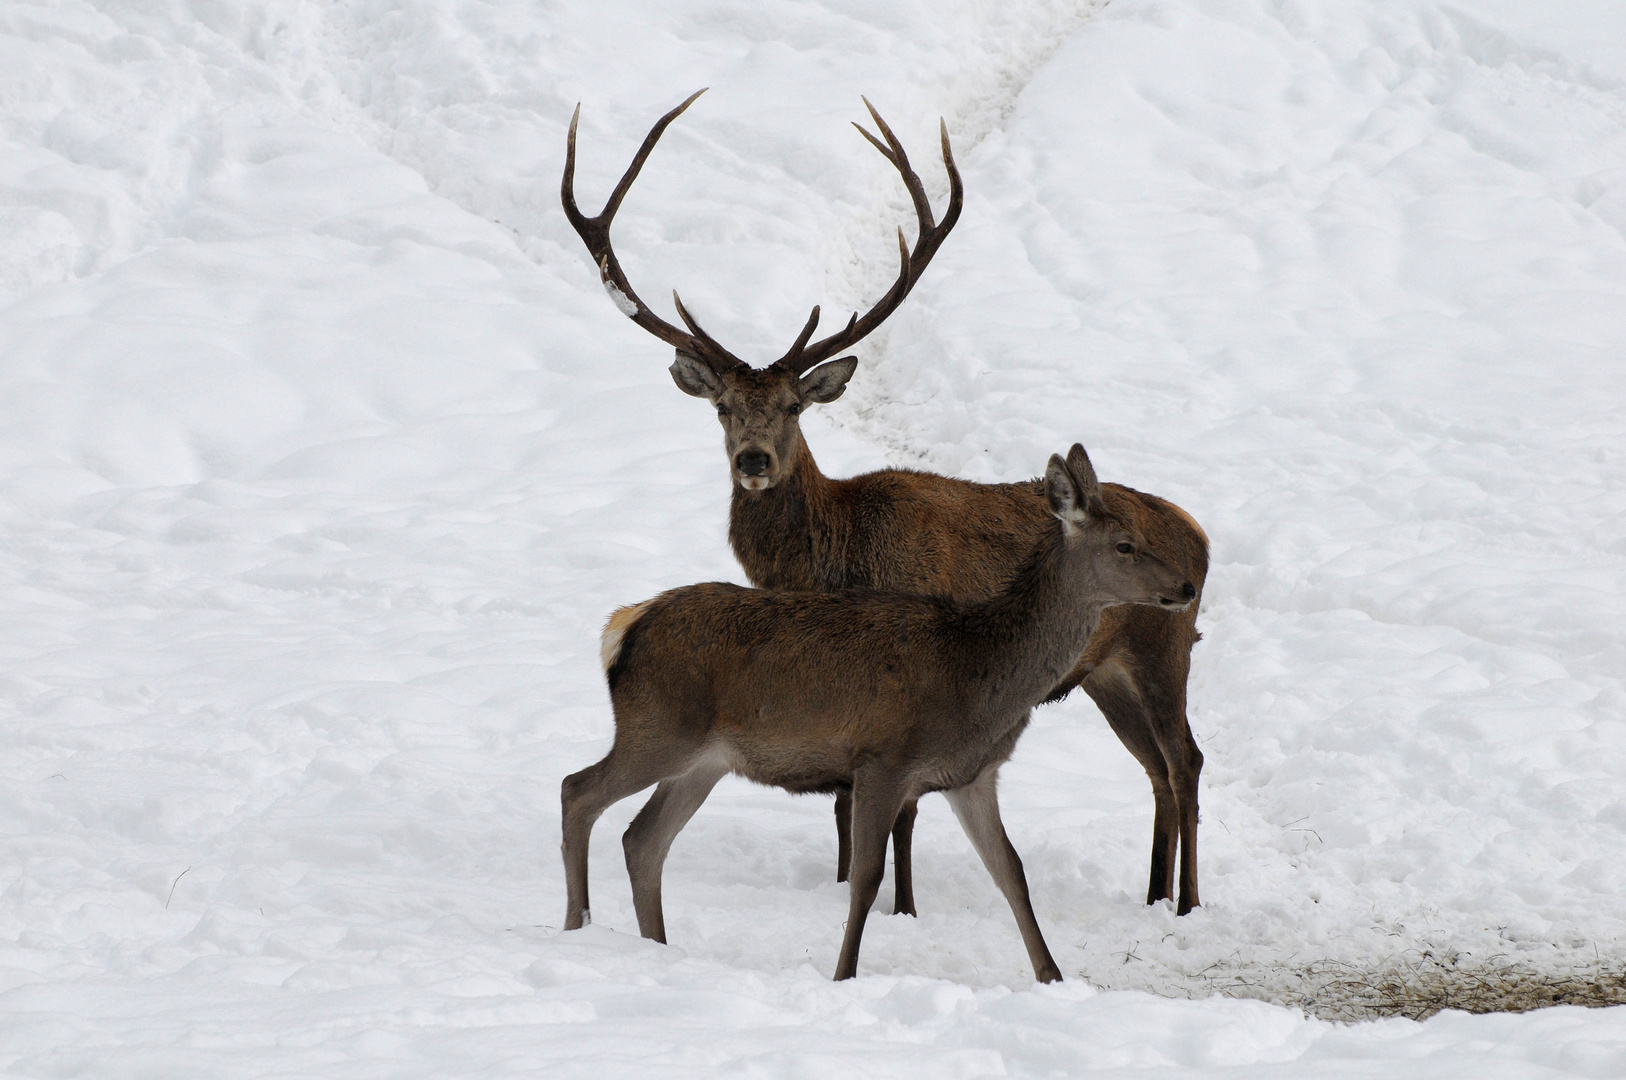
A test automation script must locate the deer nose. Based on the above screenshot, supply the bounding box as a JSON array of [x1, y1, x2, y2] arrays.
[[1181, 582, 1197, 600], [735, 450, 771, 476]]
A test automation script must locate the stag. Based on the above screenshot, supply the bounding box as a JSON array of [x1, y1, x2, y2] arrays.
[[562, 93, 1210, 917], [563, 446, 1197, 981]]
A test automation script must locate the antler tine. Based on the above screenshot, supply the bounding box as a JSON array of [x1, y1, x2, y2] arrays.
[[776, 102, 964, 374], [851, 121, 895, 166], [860, 97, 934, 234], [671, 290, 731, 357], [563, 103, 584, 217], [560, 91, 748, 374], [936, 117, 965, 244], [600, 88, 709, 223], [783, 305, 822, 362]]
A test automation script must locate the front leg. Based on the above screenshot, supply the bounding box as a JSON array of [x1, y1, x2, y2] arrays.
[[944, 766, 1062, 984], [832, 768, 908, 981], [891, 799, 918, 916], [838, 789, 919, 917], [834, 788, 852, 883]]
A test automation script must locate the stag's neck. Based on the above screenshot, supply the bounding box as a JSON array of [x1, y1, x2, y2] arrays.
[[728, 437, 834, 591], [965, 527, 1105, 714]]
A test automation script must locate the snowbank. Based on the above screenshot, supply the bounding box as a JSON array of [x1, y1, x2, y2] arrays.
[[2, 0, 1624, 1075]]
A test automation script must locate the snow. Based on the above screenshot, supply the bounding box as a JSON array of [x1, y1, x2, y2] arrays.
[[2, 0, 1625, 1075]]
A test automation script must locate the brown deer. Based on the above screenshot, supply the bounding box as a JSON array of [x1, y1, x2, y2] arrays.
[[562, 93, 1210, 917], [562, 445, 1197, 981]]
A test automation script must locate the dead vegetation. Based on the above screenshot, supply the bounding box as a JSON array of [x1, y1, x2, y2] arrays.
[[1200, 951, 1626, 1021]]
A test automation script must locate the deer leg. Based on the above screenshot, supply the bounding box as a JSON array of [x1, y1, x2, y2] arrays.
[[1172, 738, 1202, 915], [832, 769, 907, 981], [1082, 663, 1178, 906], [944, 766, 1062, 984], [891, 799, 919, 917], [622, 760, 728, 943], [838, 788, 918, 916], [1148, 778, 1179, 906], [834, 788, 853, 883], [560, 742, 697, 932], [1138, 673, 1202, 916]]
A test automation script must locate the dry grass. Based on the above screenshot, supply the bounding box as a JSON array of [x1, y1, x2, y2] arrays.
[[1201, 951, 1626, 1022]]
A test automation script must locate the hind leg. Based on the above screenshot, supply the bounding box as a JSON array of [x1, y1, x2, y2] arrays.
[[1135, 659, 1202, 915], [1082, 661, 1179, 906], [623, 760, 728, 943], [1083, 652, 1203, 914], [561, 741, 700, 931]]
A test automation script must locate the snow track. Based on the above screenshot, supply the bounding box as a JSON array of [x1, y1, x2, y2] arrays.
[[2, 0, 1626, 1076], [848, 0, 1626, 1009]]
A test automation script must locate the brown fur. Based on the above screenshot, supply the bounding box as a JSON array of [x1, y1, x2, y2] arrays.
[[561, 447, 1197, 981], [562, 95, 1206, 918], [673, 356, 1209, 916]]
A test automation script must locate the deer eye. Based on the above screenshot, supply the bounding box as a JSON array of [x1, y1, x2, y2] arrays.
[[716, 405, 729, 417], [1116, 542, 1135, 555], [786, 402, 802, 416]]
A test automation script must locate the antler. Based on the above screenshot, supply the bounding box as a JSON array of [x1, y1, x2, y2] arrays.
[[561, 89, 747, 373], [774, 98, 963, 375], [562, 94, 963, 376]]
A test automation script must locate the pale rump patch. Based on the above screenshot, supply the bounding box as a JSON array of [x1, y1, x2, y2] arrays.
[[601, 601, 652, 673], [1168, 502, 1210, 550]]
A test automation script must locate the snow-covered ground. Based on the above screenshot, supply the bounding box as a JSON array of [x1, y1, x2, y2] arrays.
[[3, 0, 1626, 1075]]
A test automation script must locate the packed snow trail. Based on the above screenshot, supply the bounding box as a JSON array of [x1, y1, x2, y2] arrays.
[[1, 0, 1625, 1076], [854, 0, 1626, 1003]]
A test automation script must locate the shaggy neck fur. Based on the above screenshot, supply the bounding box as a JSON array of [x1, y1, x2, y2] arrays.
[[728, 437, 833, 592]]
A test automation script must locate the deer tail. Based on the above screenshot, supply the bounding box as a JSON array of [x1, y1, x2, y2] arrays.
[[600, 601, 653, 687]]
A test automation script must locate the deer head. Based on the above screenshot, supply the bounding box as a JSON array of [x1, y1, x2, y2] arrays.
[[562, 91, 962, 490], [665, 351, 855, 490], [1046, 444, 1198, 612]]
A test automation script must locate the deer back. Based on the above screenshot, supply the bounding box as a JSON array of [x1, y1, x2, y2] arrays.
[[732, 460, 1206, 604], [729, 444, 1053, 596], [604, 583, 976, 793]]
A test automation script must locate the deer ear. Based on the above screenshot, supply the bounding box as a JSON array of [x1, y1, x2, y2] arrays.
[[670, 349, 723, 401], [798, 356, 858, 404], [1065, 443, 1107, 519], [1044, 453, 1082, 526]]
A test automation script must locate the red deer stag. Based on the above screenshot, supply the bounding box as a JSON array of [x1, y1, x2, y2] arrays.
[[563, 93, 1210, 917], [562, 445, 1198, 981]]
